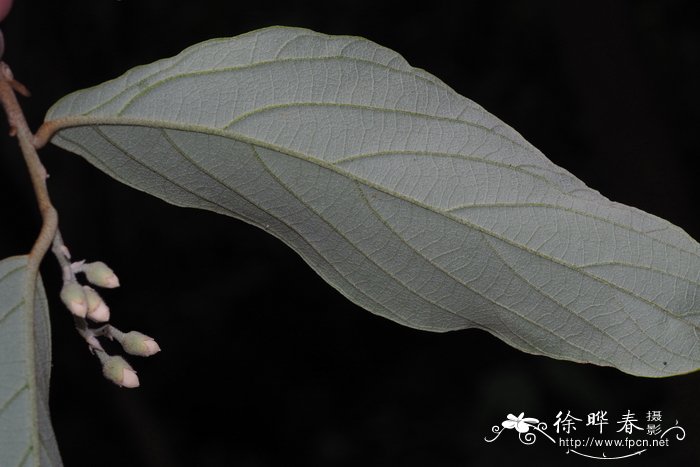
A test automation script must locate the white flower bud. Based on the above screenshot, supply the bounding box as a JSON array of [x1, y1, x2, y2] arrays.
[[102, 355, 139, 388], [118, 331, 161, 357], [60, 281, 87, 317], [82, 286, 110, 322], [83, 261, 120, 288]]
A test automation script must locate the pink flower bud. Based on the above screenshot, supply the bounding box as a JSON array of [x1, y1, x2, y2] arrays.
[[60, 281, 87, 317], [119, 331, 161, 357], [88, 301, 110, 322], [143, 339, 161, 355], [102, 355, 140, 388], [121, 367, 140, 388], [82, 286, 110, 322], [83, 261, 120, 288]]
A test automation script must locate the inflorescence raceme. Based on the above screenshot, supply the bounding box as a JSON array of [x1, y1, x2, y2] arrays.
[[0, 8, 159, 389], [57, 245, 161, 388]]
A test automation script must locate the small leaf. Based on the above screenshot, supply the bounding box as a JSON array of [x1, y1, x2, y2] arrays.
[[43, 27, 700, 377], [0, 256, 62, 466]]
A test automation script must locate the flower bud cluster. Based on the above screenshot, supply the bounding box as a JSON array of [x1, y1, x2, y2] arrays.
[[56, 256, 161, 389], [59, 260, 119, 323], [92, 327, 161, 388]]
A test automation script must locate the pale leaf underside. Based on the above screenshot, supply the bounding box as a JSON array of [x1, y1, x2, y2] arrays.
[[0, 256, 62, 466], [44, 27, 700, 377]]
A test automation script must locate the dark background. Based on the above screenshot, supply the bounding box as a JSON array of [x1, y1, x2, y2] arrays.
[[1, 0, 699, 465]]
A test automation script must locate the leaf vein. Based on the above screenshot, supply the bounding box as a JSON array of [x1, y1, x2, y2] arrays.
[[481, 235, 666, 372], [249, 146, 471, 329], [53, 122, 700, 327]]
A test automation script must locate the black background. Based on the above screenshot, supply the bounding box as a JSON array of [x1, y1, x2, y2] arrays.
[[1, 1, 699, 465]]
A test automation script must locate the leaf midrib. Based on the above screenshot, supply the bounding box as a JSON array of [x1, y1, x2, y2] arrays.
[[58, 128, 422, 331], [64, 126, 628, 369], [48, 117, 700, 261], [50, 121, 700, 369]]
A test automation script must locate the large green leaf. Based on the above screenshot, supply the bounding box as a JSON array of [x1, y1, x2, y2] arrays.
[[0, 256, 62, 466], [43, 27, 700, 377]]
